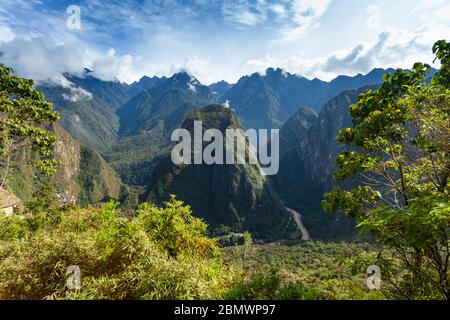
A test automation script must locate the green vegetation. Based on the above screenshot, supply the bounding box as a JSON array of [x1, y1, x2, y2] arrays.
[[1, 41, 448, 301], [279, 107, 318, 150], [77, 146, 122, 206], [0, 63, 60, 187], [323, 40, 450, 299], [0, 66, 125, 206], [146, 105, 289, 238], [0, 198, 236, 299], [0, 197, 445, 300], [39, 85, 120, 154], [0, 196, 395, 300], [223, 242, 388, 300]]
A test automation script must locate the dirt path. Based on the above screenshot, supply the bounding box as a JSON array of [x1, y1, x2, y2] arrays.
[[285, 207, 311, 241]]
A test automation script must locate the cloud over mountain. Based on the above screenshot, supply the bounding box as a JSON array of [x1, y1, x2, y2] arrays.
[[0, 0, 448, 85], [0, 36, 139, 86], [246, 22, 449, 81]]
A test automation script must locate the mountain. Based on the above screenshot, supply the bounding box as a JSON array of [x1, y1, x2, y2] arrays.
[[52, 124, 124, 205], [5, 124, 123, 206], [280, 107, 318, 151], [145, 105, 289, 238], [274, 88, 378, 239], [126, 75, 166, 98], [67, 72, 131, 110], [222, 67, 394, 130], [118, 72, 213, 136], [106, 72, 214, 186], [39, 85, 120, 154], [209, 80, 233, 101]]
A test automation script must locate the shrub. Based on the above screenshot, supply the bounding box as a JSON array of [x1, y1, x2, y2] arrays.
[[0, 199, 236, 300], [225, 271, 281, 300]]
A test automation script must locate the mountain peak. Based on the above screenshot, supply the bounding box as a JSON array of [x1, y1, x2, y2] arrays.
[[266, 67, 288, 76], [167, 72, 203, 92], [171, 71, 194, 80]]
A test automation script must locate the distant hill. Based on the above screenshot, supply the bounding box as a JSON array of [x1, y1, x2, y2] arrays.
[[34, 67, 406, 239], [274, 87, 380, 239], [145, 105, 289, 238], [6, 124, 124, 206], [39, 85, 120, 154], [103, 72, 215, 186], [38, 68, 396, 187], [67, 71, 131, 111], [280, 107, 318, 151], [118, 72, 213, 136], [209, 80, 233, 102], [126, 75, 167, 98]]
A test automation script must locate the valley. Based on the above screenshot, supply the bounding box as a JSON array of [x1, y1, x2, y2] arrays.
[[23, 67, 395, 240], [1, 0, 448, 303], [0, 36, 448, 303]]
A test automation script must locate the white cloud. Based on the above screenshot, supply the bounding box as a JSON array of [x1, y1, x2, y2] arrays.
[[223, 100, 231, 108], [278, 0, 332, 43], [63, 86, 93, 102], [222, 0, 332, 39], [412, 0, 449, 14], [222, 0, 267, 27], [166, 56, 214, 84], [0, 0, 448, 88], [0, 36, 142, 86], [270, 4, 287, 18], [269, 3, 287, 19], [187, 77, 198, 92], [0, 25, 15, 43], [90, 48, 138, 83], [0, 37, 87, 86], [72, 114, 81, 123], [246, 23, 450, 81]]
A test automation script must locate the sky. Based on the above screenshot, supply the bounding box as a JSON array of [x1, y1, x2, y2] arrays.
[[0, 0, 449, 86]]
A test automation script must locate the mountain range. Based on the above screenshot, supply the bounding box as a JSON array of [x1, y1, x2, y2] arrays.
[[27, 67, 402, 239], [220, 67, 394, 130]]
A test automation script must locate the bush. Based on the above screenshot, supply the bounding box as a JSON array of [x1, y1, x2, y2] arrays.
[[136, 196, 217, 257], [0, 199, 236, 300], [225, 271, 281, 300], [225, 270, 326, 300], [0, 215, 29, 241]]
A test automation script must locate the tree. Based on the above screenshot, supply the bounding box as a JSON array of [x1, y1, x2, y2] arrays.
[[0, 64, 60, 188], [322, 40, 450, 299]]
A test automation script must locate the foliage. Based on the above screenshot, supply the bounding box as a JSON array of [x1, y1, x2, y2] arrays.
[[76, 146, 122, 206], [224, 270, 282, 300], [224, 270, 326, 300], [323, 40, 450, 299], [0, 198, 235, 300], [136, 195, 217, 257], [25, 186, 59, 213], [38, 84, 120, 155], [224, 241, 387, 300], [0, 64, 60, 186]]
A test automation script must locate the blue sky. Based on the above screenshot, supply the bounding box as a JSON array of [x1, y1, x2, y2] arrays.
[[0, 0, 449, 85]]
